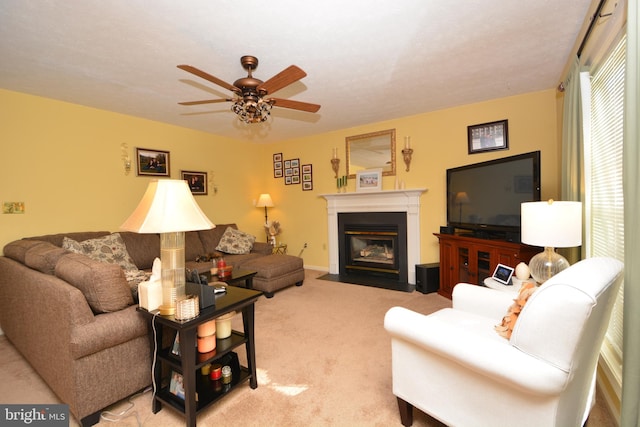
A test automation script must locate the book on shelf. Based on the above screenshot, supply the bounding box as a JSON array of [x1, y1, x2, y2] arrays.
[[171, 333, 180, 356]]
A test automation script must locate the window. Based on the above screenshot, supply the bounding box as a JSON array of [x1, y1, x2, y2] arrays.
[[584, 34, 626, 394]]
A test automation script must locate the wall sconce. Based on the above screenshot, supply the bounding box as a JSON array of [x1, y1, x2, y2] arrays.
[[402, 137, 413, 172], [209, 170, 218, 194], [121, 143, 131, 175], [331, 147, 340, 178]]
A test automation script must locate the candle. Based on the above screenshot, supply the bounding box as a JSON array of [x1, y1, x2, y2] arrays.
[[333, 148, 337, 159], [404, 136, 411, 149], [197, 334, 216, 353]]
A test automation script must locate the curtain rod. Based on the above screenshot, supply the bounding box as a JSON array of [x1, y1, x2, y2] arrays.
[[576, 0, 612, 58]]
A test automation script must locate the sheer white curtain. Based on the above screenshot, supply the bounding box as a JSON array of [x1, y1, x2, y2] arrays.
[[560, 57, 586, 266]]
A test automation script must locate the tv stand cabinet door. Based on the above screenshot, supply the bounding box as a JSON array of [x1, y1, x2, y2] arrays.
[[438, 239, 455, 298], [435, 233, 538, 299]]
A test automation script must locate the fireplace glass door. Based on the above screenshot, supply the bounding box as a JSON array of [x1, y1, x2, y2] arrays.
[[345, 231, 399, 274]]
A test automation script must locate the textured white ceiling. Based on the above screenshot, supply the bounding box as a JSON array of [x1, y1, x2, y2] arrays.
[[0, 1, 591, 143]]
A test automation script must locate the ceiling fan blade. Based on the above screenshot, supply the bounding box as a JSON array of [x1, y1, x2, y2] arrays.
[[177, 65, 240, 93], [178, 99, 232, 106], [257, 65, 307, 95], [270, 98, 321, 113]]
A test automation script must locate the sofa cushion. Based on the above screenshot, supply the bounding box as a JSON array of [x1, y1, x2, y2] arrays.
[[118, 232, 160, 270], [242, 254, 304, 279], [185, 231, 205, 262], [199, 224, 237, 254], [62, 233, 138, 271], [3, 240, 49, 263], [25, 231, 111, 247], [24, 242, 68, 275], [216, 227, 256, 255], [55, 253, 133, 313]]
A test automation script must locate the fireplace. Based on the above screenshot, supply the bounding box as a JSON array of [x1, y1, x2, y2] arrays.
[[322, 188, 427, 291], [338, 212, 408, 286]]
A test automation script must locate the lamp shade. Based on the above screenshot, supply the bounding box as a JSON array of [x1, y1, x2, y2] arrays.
[[121, 179, 214, 233], [454, 191, 470, 204], [255, 193, 274, 208], [521, 200, 582, 248]]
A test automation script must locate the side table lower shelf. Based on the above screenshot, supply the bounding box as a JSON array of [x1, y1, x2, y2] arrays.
[[156, 366, 251, 414]]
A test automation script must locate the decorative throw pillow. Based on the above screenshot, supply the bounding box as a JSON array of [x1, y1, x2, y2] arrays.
[[62, 233, 138, 271], [495, 282, 537, 339], [215, 227, 256, 255]]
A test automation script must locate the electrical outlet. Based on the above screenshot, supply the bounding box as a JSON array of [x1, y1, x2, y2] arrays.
[[303, 243, 308, 248]]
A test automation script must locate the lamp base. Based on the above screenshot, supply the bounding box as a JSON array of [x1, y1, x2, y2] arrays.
[[529, 246, 571, 284], [160, 232, 186, 317], [158, 304, 175, 316]]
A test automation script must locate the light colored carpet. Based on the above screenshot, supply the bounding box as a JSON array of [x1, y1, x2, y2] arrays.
[[0, 270, 616, 426]]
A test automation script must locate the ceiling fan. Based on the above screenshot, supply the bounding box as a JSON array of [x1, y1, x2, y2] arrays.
[[178, 55, 321, 124]]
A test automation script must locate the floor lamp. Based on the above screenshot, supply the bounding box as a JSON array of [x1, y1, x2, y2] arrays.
[[521, 200, 582, 284], [121, 179, 214, 315], [454, 191, 470, 223], [256, 193, 274, 242]]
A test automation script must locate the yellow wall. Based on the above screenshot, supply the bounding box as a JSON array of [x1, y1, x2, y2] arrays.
[[262, 89, 560, 268], [0, 89, 269, 249], [0, 88, 560, 271]]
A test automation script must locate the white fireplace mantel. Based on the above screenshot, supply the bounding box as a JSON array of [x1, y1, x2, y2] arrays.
[[321, 189, 427, 284]]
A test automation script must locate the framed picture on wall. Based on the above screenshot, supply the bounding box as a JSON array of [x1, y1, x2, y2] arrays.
[[181, 170, 208, 195], [467, 119, 509, 154], [273, 153, 283, 178], [136, 148, 170, 176], [302, 164, 313, 191]]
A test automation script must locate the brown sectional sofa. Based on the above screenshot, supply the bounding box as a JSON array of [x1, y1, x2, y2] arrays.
[[0, 224, 304, 426]]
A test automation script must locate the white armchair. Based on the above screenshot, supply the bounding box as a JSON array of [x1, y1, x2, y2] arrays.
[[384, 257, 623, 427]]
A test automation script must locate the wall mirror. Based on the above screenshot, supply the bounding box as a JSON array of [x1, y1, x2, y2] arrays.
[[346, 129, 396, 178]]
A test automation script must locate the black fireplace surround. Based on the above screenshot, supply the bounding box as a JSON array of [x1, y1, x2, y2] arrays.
[[336, 212, 409, 291]]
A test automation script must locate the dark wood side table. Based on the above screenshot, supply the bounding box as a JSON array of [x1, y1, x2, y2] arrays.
[[138, 286, 262, 427], [214, 268, 257, 290]]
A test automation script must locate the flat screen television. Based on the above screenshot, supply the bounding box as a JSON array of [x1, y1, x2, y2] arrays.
[[446, 151, 541, 241]]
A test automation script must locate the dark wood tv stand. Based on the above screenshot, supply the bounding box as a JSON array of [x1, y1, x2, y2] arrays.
[[435, 233, 540, 299]]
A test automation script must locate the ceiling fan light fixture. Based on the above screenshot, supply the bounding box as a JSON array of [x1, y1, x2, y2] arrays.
[[231, 98, 272, 123], [178, 56, 319, 124]]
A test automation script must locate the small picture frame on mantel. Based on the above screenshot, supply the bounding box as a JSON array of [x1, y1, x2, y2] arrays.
[[467, 119, 509, 154], [356, 168, 382, 192]]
